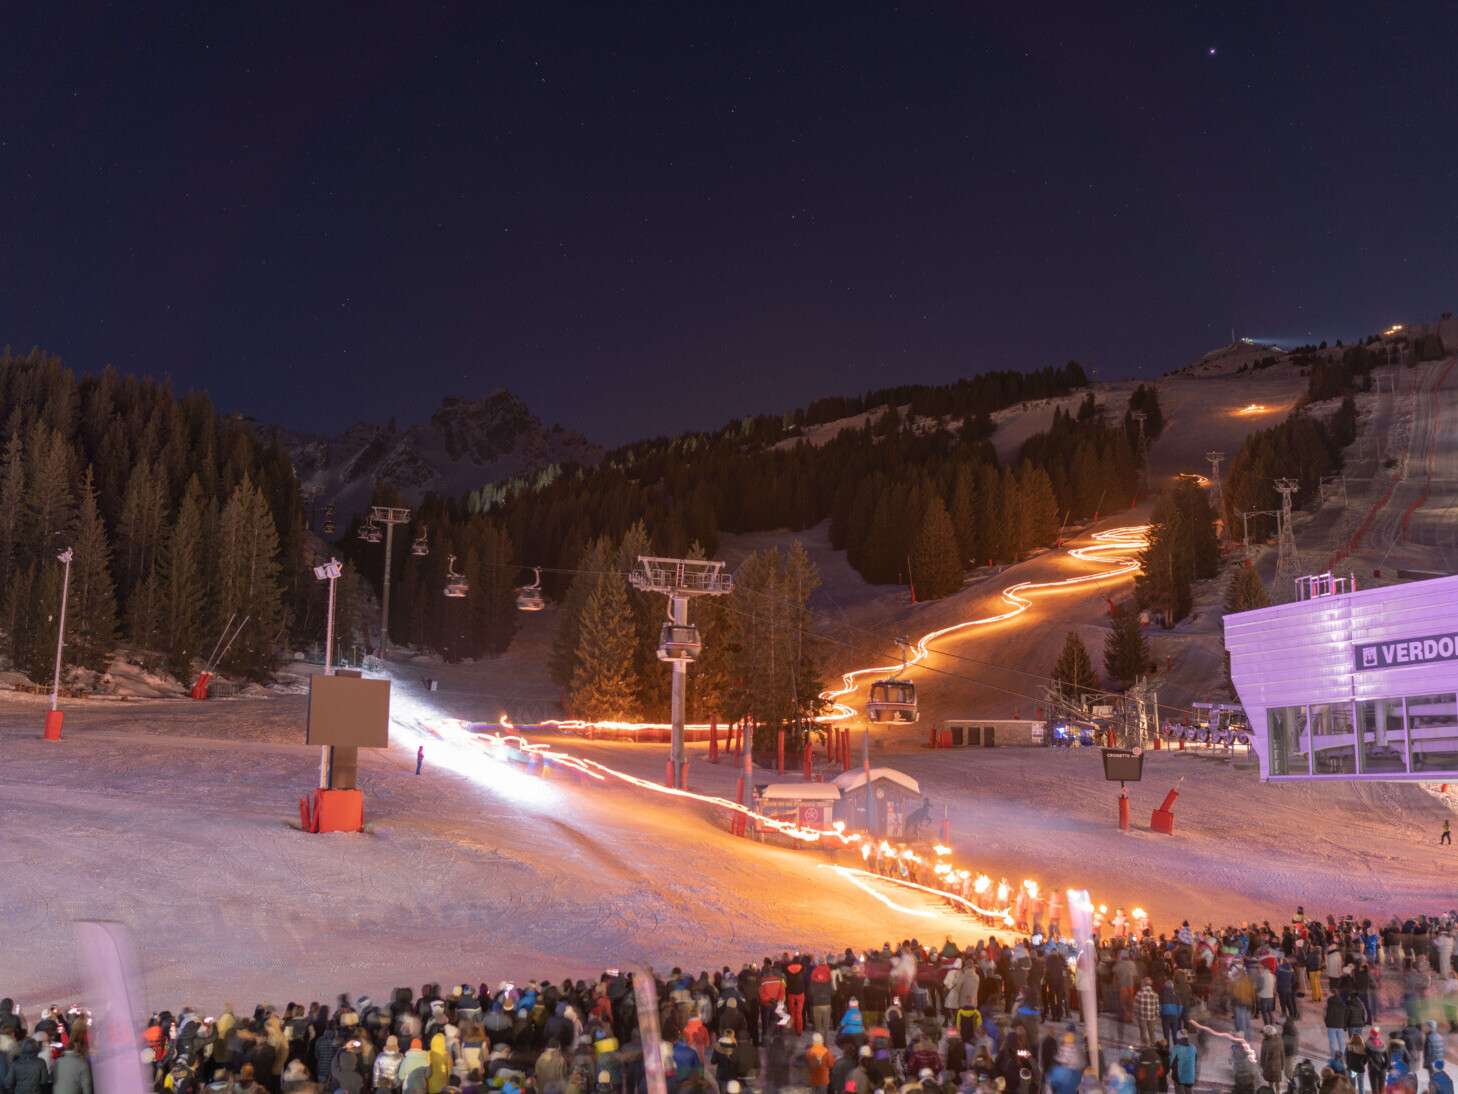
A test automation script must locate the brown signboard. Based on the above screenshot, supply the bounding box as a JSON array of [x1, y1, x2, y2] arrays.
[[307, 675, 391, 748]]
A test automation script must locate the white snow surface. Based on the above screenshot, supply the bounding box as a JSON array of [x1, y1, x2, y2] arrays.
[[9, 331, 1458, 1034]]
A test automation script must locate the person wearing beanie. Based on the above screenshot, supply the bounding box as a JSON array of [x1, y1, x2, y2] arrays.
[[1433, 1061, 1455, 1094], [398, 1039, 430, 1094], [374, 1036, 405, 1091], [838, 999, 864, 1039], [806, 1032, 833, 1094]]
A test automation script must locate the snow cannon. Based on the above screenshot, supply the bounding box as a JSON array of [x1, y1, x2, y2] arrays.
[[1150, 776, 1185, 835], [190, 672, 213, 700]]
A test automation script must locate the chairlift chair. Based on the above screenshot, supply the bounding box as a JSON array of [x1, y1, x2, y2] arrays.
[[359, 520, 382, 544], [444, 555, 470, 598], [657, 622, 702, 663], [867, 636, 918, 723], [322, 504, 336, 536], [516, 566, 545, 611], [412, 525, 429, 557]]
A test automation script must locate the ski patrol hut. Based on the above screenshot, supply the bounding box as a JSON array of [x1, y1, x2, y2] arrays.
[[1227, 572, 1458, 780], [832, 766, 922, 837]]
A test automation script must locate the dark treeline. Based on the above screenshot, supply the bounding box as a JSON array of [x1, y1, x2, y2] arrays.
[[793, 361, 1089, 428], [0, 348, 309, 682], [482, 368, 1145, 609]]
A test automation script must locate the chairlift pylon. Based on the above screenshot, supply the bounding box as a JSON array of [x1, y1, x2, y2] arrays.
[[444, 554, 469, 598], [516, 566, 544, 611], [867, 636, 918, 723]]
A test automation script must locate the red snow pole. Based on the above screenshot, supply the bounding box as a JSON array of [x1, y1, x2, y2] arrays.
[[777, 729, 785, 773], [709, 719, 719, 763], [1118, 789, 1130, 831], [940, 805, 950, 844]]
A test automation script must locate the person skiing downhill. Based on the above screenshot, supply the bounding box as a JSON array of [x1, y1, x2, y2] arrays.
[[1442, 819, 1451, 845]]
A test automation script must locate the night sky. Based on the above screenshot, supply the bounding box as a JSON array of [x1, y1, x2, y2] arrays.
[[3, 4, 1454, 448]]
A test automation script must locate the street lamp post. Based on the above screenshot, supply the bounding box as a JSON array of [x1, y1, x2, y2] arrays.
[[313, 558, 343, 789], [45, 548, 73, 740]]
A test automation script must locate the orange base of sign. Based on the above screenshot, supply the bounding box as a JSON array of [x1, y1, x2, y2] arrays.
[[1150, 808, 1175, 834], [44, 710, 63, 740], [299, 789, 364, 833]]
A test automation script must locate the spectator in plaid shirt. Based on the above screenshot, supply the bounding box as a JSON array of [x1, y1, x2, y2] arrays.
[[1135, 977, 1161, 1046]]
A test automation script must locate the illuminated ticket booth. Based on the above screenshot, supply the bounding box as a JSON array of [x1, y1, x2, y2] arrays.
[[1226, 573, 1458, 780]]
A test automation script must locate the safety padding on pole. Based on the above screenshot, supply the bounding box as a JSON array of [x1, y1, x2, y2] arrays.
[[315, 789, 363, 833], [43, 710, 64, 740]]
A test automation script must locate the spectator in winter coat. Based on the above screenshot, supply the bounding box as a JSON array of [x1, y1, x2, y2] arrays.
[[1345, 1035, 1369, 1094], [1259, 1026, 1286, 1087], [1426, 1021, 1447, 1078], [1326, 996, 1350, 1058], [1432, 1062, 1455, 1094], [1168, 1032, 1196, 1094], [331, 1049, 364, 1094], [5, 1042, 50, 1094], [805, 1034, 833, 1094], [48, 1047, 89, 1094], [1362, 1029, 1389, 1094], [838, 1001, 864, 1040], [373, 1038, 404, 1092], [397, 1040, 430, 1094]]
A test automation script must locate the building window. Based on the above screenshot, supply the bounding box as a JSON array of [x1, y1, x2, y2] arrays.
[[1357, 699, 1407, 773], [1268, 705, 1309, 776], [1408, 693, 1458, 772], [1312, 702, 1355, 774]]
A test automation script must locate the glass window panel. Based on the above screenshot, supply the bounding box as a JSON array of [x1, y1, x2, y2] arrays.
[[1409, 694, 1458, 772], [1358, 699, 1406, 773], [1268, 705, 1309, 776], [1312, 702, 1356, 774]]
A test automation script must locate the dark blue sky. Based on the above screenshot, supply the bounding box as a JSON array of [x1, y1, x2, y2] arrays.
[[2, 3, 1454, 447]]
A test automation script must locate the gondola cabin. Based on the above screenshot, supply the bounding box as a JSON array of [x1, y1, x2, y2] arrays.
[[444, 575, 469, 598], [516, 588, 544, 611], [657, 623, 702, 662], [867, 679, 918, 722]]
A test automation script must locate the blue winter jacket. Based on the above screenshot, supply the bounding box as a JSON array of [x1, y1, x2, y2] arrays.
[[1170, 1042, 1197, 1085]]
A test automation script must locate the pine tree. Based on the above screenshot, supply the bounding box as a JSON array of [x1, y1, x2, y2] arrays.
[[949, 463, 978, 566], [116, 461, 169, 600], [1051, 631, 1098, 700], [1103, 612, 1150, 689], [163, 476, 209, 678], [68, 467, 117, 669], [470, 521, 518, 657], [550, 537, 610, 688], [23, 424, 75, 555], [571, 573, 640, 720], [1017, 463, 1061, 550], [214, 476, 283, 681], [909, 495, 963, 599], [1226, 566, 1271, 614], [0, 424, 25, 590]]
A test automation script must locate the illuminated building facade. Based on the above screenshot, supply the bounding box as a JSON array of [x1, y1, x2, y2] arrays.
[[1226, 573, 1458, 780]]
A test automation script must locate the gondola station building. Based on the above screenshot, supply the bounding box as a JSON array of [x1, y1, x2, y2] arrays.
[[1226, 572, 1458, 780]]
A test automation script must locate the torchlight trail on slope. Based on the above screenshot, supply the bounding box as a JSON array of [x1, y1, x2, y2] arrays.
[[401, 522, 1152, 925], [819, 524, 1150, 718]]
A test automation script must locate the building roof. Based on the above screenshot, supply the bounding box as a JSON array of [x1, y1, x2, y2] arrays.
[[759, 782, 842, 801], [831, 766, 921, 795]]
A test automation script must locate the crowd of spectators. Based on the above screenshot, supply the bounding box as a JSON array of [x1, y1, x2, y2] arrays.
[[1, 911, 1456, 1094]]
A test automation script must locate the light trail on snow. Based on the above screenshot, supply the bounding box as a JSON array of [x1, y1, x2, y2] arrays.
[[819, 524, 1150, 718]]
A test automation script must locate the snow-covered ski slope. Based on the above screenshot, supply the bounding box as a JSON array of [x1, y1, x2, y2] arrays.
[[9, 332, 1458, 1011]]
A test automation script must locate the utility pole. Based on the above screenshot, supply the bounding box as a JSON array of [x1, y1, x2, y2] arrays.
[[629, 557, 734, 789], [366, 506, 412, 657]]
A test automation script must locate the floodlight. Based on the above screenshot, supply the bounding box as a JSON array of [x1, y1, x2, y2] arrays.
[[314, 559, 343, 581]]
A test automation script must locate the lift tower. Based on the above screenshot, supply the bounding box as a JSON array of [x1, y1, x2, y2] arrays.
[[630, 557, 734, 789]]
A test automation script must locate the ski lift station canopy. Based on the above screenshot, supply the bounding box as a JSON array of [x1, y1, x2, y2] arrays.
[[1226, 572, 1458, 780]]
